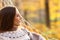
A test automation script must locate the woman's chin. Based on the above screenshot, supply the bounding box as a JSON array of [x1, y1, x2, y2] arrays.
[[16, 23, 20, 26]]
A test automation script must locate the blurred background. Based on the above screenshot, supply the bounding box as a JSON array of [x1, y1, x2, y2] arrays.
[[0, 0, 60, 40]]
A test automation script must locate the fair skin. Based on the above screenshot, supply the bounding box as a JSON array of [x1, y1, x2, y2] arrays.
[[13, 12, 21, 30]]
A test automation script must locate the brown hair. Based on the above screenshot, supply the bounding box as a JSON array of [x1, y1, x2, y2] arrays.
[[0, 7, 16, 31]]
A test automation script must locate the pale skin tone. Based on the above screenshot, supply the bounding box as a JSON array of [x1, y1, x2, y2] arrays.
[[13, 11, 22, 30]]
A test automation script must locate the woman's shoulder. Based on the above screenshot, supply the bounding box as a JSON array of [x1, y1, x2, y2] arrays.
[[31, 32, 46, 40], [0, 27, 46, 40], [21, 27, 46, 40], [0, 28, 30, 40]]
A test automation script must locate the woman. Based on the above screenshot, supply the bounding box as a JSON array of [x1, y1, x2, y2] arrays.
[[0, 6, 46, 40]]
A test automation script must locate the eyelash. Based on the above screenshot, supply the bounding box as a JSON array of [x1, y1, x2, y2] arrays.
[[17, 15, 19, 17]]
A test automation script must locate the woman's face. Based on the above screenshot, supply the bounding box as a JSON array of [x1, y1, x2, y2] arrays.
[[14, 12, 21, 26]]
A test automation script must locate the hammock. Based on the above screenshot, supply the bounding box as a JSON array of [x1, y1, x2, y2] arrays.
[[1, 0, 31, 27], [1, 0, 49, 39], [1, 0, 39, 33]]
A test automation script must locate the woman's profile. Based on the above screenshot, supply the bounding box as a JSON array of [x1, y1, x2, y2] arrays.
[[0, 6, 46, 40]]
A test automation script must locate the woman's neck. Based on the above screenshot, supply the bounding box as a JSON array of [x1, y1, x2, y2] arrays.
[[0, 25, 22, 33], [13, 25, 22, 30]]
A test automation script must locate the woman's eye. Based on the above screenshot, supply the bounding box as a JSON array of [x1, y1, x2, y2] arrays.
[[17, 15, 19, 17]]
